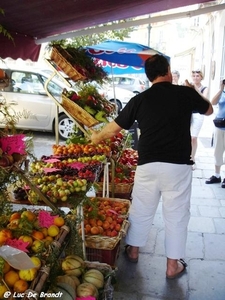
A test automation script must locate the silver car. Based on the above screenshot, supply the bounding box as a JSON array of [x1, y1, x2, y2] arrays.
[[0, 68, 77, 140], [110, 75, 147, 94]]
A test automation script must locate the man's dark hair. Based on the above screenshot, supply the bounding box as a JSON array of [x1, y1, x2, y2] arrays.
[[145, 54, 170, 82]]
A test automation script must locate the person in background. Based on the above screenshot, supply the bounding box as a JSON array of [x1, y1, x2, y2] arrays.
[[90, 54, 213, 279], [205, 79, 225, 187], [190, 70, 208, 166], [172, 70, 180, 85]]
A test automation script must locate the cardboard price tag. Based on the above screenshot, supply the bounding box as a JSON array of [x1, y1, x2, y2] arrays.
[[0, 134, 26, 155]]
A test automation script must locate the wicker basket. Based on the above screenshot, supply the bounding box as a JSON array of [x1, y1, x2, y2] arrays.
[[50, 46, 87, 81], [96, 182, 134, 194], [61, 94, 99, 127], [85, 219, 129, 250]]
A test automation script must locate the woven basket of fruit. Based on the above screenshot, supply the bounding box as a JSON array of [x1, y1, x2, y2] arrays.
[[85, 219, 129, 250], [83, 197, 130, 250], [50, 46, 87, 81], [61, 94, 99, 127]]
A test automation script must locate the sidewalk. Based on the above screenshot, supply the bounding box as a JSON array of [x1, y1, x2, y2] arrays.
[[113, 115, 225, 300]]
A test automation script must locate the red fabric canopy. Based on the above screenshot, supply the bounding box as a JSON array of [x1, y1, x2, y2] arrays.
[[0, 0, 213, 61], [0, 33, 41, 61]]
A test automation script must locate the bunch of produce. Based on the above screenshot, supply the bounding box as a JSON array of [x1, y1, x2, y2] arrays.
[[62, 83, 115, 123], [29, 156, 104, 178], [51, 44, 108, 82], [46, 254, 114, 299], [13, 175, 89, 204], [52, 143, 111, 157], [0, 209, 69, 296], [82, 197, 130, 237]]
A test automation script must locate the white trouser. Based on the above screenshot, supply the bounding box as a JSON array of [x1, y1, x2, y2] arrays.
[[125, 162, 192, 259], [214, 128, 225, 166]]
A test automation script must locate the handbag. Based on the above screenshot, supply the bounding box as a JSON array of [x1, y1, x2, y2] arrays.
[[213, 118, 225, 128]]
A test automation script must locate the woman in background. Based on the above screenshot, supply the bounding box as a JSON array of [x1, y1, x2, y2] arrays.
[[190, 70, 208, 166], [172, 70, 180, 85]]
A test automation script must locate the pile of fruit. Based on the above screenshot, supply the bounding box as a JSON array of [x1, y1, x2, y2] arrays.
[[82, 197, 130, 238], [0, 209, 69, 297], [46, 254, 113, 299], [13, 153, 106, 204], [62, 83, 115, 124]]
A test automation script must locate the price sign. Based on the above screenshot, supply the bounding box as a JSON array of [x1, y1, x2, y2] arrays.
[[38, 211, 56, 227], [0, 134, 26, 155]]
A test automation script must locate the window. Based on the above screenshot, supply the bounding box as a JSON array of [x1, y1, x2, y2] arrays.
[[11, 72, 43, 94]]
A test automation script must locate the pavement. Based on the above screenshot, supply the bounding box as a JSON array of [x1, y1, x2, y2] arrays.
[[113, 114, 225, 300]]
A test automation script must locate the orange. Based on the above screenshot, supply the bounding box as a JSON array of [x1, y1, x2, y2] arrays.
[[13, 279, 29, 293], [32, 230, 45, 240], [4, 270, 20, 287], [90, 226, 100, 235], [96, 220, 103, 226], [97, 226, 104, 234], [85, 224, 92, 234], [3, 260, 11, 274], [9, 212, 21, 222], [0, 229, 12, 245], [102, 221, 110, 230], [21, 210, 36, 222], [88, 218, 97, 226], [53, 216, 65, 227], [47, 225, 60, 237], [40, 227, 48, 237]]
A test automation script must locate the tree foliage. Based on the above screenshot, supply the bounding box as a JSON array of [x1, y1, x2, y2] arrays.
[[0, 8, 13, 41], [50, 20, 134, 48]]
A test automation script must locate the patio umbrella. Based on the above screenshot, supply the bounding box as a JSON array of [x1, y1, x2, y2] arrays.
[[85, 40, 170, 68], [93, 58, 145, 75]]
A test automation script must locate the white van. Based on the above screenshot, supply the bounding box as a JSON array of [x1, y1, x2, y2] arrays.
[[0, 68, 75, 140]]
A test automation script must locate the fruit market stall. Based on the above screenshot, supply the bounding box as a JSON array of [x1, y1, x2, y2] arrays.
[[0, 49, 139, 299]]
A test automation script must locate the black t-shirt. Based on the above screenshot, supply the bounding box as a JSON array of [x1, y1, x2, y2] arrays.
[[115, 82, 210, 165]]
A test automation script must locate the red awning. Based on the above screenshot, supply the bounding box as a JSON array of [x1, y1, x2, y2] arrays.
[[0, 33, 41, 61], [0, 0, 215, 61]]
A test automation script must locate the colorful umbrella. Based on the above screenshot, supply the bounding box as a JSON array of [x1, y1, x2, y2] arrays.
[[85, 40, 170, 69]]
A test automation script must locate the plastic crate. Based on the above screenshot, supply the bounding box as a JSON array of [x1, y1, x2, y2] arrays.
[[86, 242, 120, 266]]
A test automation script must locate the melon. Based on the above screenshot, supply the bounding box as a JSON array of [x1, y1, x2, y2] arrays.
[[83, 269, 104, 289], [62, 255, 84, 277], [76, 282, 98, 298]]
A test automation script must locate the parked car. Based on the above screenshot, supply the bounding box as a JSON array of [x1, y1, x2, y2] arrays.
[[0, 67, 76, 140], [109, 75, 147, 94], [106, 86, 135, 112], [90, 81, 135, 112]]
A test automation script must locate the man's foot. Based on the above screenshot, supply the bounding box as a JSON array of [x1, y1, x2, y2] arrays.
[[124, 245, 139, 263], [205, 175, 221, 184], [221, 178, 225, 188], [166, 259, 187, 279]]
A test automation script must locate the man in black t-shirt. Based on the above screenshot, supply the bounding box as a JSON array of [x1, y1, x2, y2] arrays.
[[91, 55, 213, 279]]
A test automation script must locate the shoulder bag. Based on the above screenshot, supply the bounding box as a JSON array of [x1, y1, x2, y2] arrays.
[[213, 118, 225, 128]]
